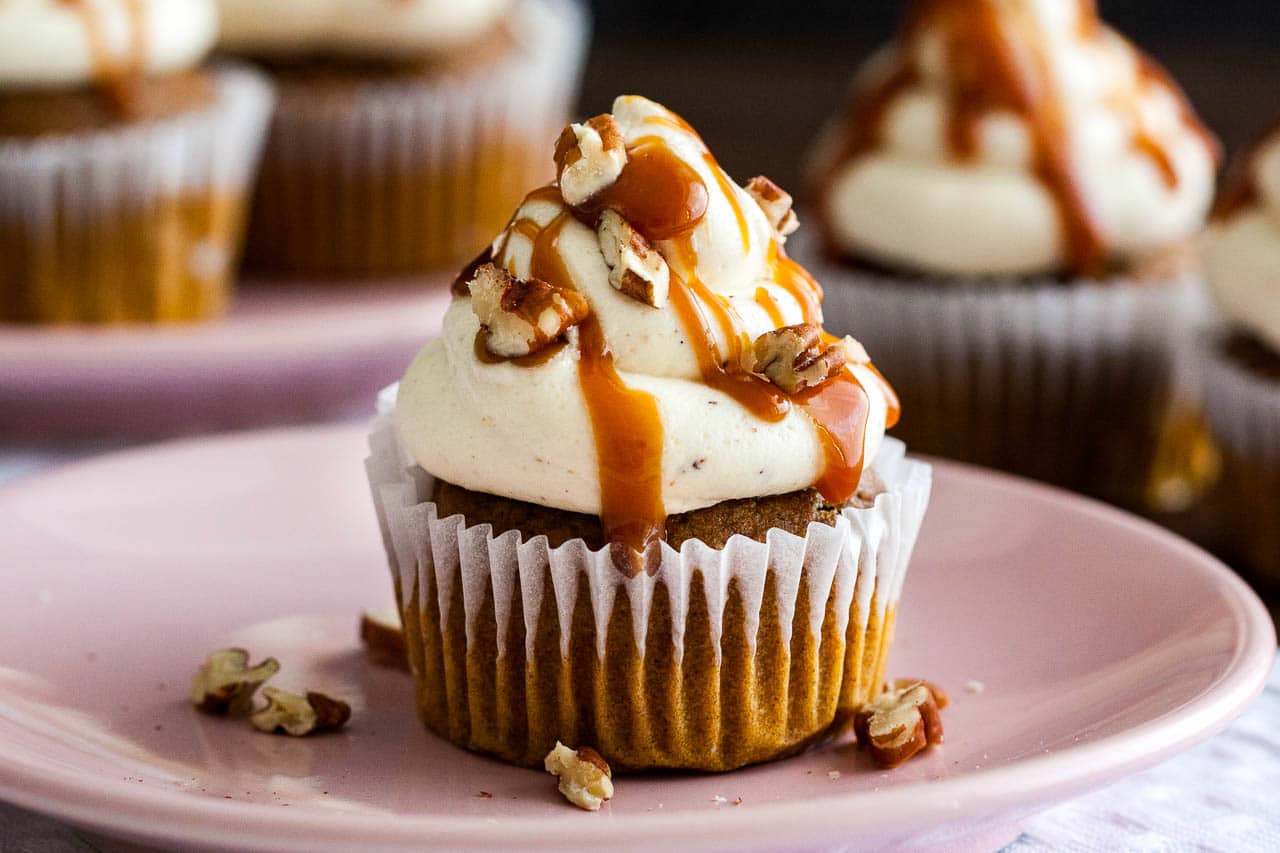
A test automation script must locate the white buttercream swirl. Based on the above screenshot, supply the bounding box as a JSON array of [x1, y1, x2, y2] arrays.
[[817, 0, 1216, 277], [1205, 135, 1280, 352], [215, 0, 512, 58], [0, 0, 216, 88], [397, 95, 891, 517]]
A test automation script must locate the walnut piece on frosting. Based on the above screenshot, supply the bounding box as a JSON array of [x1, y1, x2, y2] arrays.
[[853, 679, 947, 768], [751, 323, 847, 394], [596, 209, 670, 308], [189, 648, 280, 716], [468, 262, 590, 358], [544, 741, 614, 810], [745, 175, 799, 241], [554, 114, 627, 207], [250, 687, 351, 737]]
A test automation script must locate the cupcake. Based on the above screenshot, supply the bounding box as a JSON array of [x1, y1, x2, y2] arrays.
[[1200, 122, 1280, 586], [802, 0, 1219, 511], [366, 95, 933, 772], [0, 0, 273, 325], [216, 0, 588, 279]]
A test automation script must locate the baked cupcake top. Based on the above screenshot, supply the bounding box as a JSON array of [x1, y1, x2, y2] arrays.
[[0, 0, 216, 89], [810, 0, 1218, 278], [396, 95, 899, 556], [1206, 122, 1280, 353], [215, 0, 512, 59]]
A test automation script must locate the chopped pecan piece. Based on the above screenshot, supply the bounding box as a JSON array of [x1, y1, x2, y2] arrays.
[[745, 175, 799, 240], [854, 680, 947, 768], [250, 687, 351, 736], [360, 609, 409, 671], [468, 263, 590, 358], [751, 323, 847, 394], [596, 209, 670, 308], [189, 648, 280, 716], [554, 114, 627, 207], [544, 741, 614, 811]]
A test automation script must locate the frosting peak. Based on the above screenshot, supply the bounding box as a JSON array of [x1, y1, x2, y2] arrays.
[[397, 96, 898, 558], [812, 0, 1218, 277], [1205, 125, 1280, 352], [0, 0, 216, 89]]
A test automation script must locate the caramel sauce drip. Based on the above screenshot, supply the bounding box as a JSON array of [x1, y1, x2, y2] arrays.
[[57, 0, 150, 119], [825, 0, 1216, 276], [529, 213, 667, 566], [473, 329, 565, 367], [795, 372, 872, 502], [753, 286, 787, 327], [769, 241, 824, 325], [573, 138, 710, 240]]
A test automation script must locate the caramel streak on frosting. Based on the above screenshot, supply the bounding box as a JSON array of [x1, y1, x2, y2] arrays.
[[813, 0, 1218, 277], [396, 96, 895, 562], [0, 1, 216, 91]]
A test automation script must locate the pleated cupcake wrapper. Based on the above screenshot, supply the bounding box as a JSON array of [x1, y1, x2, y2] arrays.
[[242, 0, 588, 278], [806, 238, 1206, 512], [0, 65, 275, 324], [1200, 334, 1280, 585], [365, 414, 932, 771]]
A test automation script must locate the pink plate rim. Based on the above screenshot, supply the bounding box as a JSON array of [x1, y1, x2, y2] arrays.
[[0, 429, 1274, 851]]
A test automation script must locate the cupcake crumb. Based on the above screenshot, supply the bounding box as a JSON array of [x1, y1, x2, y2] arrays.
[[827, 770, 842, 781], [963, 679, 985, 694]]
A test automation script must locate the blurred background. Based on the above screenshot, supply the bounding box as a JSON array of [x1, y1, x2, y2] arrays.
[[582, 0, 1277, 192]]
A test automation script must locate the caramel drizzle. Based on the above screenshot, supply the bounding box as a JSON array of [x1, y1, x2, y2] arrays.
[[822, 0, 1217, 276], [56, 0, 150, 118]]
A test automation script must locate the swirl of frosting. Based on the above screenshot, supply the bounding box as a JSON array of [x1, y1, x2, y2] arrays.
[[215, 0, 512, 58], [1205, 126, 1280, 352], [0, 0, 216, 88], [811, 0, 1218, 277], [397, 95, 898, 553]]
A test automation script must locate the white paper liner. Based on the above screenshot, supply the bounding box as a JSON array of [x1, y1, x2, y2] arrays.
[[241, 0, 589, 276], [798, 229, 1205, 511], [0, 64, 275, 323], [1200, 332, 1280, 584], [365, 397, 932, 769]]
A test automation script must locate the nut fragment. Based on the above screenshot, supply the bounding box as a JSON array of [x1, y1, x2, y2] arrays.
[[189, 648, 280, 715], [544, 741, 614, 811], [596, 209, 670, 308], [853, 680, 947, 768], [468, 263, 590, 358], [750, 323, 847, 394], [554, 114, 627, 207], [250, 687, 351, 736], [360, 609, 409, 672], [745, 175, 799, 240]]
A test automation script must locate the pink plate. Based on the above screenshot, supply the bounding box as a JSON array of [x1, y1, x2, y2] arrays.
[[0, 425, 1272, 852], [0, 281, 450, 441]]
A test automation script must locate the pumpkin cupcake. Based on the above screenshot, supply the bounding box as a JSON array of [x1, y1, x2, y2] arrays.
[[802, 0, 1218, 511], [1200, 120, 1280, 586], [215, 0, 588, 279], [0, 0, 273, 324], [366, 95, 933, 771]]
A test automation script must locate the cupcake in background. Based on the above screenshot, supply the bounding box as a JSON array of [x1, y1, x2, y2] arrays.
[[216, 0, 588, 279], [802, 0, 1219, 511], [0, 0, 274, 324], [368, 95, 932, 772], [1200, 122, 1280, 586]]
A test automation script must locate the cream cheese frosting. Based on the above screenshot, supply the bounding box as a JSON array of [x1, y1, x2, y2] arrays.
[[0, 0, 216, 88], [397, 96, 897, 547], [813, 0, 1217, 278], [1205, 131, 1280, 352], [215, 0, 512, 58]]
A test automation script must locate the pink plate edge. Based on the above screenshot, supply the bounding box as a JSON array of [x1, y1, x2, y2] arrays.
[[0, 428, 1273, 851]]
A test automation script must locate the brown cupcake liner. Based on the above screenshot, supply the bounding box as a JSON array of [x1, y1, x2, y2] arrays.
[[365, 413, 932, 772], [241, 0, 588, 279], [802, 232, 1209, 513], [0, 65, 274, 325], [1200, 333, 1280, 586]]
